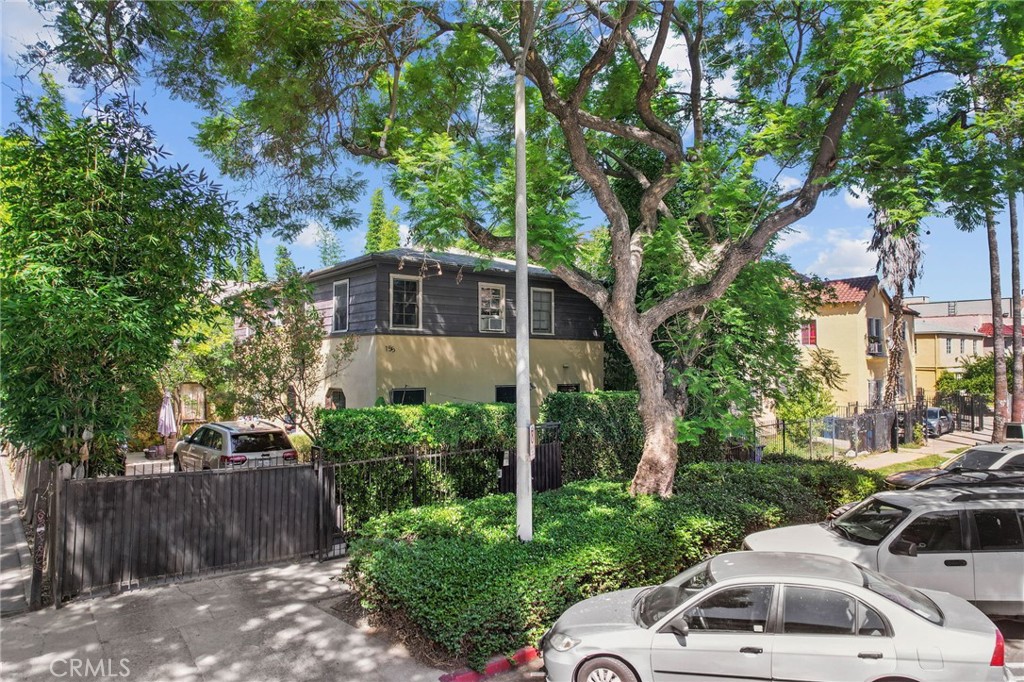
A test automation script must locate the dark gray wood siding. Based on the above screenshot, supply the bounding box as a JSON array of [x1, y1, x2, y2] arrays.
[[311, 265, 377, 335], [373, 261, 601, 341]]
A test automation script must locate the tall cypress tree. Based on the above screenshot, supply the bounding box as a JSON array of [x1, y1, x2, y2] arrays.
[[364, 188, 400, 253]]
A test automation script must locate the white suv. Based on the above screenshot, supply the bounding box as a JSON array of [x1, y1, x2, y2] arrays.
[[744, 487, 1024, 617], [174, 420, 298, 471]]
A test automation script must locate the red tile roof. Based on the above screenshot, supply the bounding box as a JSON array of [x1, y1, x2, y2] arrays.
[[978, 322, 1024, 337], [824, 276, 878, 304]]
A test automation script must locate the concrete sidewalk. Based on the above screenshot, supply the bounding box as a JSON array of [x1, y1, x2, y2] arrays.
[[0, 456, 32, 617], [0, 560, 443, 682], [852, 425, 994, 470]]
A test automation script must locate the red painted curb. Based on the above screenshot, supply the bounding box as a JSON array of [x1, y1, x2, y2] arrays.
[[439, 645, 540, 682], [512, 647, 539, 666], [484, 656, 512, 675]]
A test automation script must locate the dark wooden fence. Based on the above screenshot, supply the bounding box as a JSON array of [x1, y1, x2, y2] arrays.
[[54, 462, 336, 602]]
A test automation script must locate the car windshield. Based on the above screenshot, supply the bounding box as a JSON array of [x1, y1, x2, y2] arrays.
[[231, 431, 291, 453], [861, 567, 943, 625], [943, 448, 1002, 470], [633, 560, 713, 628], [832, 498, 909, 545], [926, 408, 940, 419]]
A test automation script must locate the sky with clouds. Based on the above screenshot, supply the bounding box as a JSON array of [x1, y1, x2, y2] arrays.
[[2, 1, 1015, 302]]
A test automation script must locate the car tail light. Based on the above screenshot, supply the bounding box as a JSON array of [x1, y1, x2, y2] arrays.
[[282, 450, 298, 461], [220, 455, 248, 466], [991, 629, 1005, 667]]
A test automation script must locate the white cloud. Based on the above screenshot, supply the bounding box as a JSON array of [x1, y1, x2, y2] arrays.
[[777, 175, 802, 192], [807, 228, 877, 278], [295, 221, 320, 248], [843, 186, 872, 210], [2, 2, 85, 102], [398, 223, 412, 247], [711, 66, 738, 99], [775, 226, 811, 254]]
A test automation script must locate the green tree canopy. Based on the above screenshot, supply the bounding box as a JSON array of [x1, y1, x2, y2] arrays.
[[34, 0, 1009, 494], [364, 188, 401, 253], [0, 80, 242, 467]]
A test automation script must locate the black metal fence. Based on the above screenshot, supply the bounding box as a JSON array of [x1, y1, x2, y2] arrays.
[[756, 409, 898, 459], [330, 423, 563, 532]]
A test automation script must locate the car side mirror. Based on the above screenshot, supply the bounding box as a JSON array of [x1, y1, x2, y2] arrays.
[[666, 616, 689, 638], [890, 538, 919, 557], [185, 435, 194, 444]]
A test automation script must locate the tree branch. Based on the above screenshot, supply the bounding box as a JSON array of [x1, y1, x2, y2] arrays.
[[640, 84, 863, 333]]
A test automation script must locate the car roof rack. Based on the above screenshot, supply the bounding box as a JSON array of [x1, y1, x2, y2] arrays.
[[950, 491, 1024, 502]]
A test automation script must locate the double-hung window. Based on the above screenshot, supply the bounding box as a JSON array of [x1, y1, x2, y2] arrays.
[[531, 288, 554, 335], [390, 275, 421, 329], [479, 283, 505, 333], [333, 280, 349, 332]]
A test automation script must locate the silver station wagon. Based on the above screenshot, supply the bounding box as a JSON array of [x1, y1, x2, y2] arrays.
[[539, 551, 1010, 682], [173, 420, 298, 471], [745, 487, 1024, 618]]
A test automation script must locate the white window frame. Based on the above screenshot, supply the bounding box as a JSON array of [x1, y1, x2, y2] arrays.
[[332, 279, 350, 333], [867, 317, 884, 355], [390, 274, 422, 330], [531, 287, 555, 336], [478, 283, 506, 333], [945, 338, 953, 354], [959, 338, 965, 354]]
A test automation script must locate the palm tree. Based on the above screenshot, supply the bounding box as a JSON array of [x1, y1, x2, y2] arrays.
[[869, 206, 922, 407]]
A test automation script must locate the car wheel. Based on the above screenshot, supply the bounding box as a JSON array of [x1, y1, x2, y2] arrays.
[[173, 454, 182, 472], [576, 657, 638, 682]]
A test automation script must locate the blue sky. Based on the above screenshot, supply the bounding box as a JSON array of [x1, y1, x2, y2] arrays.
[[2, 1, 1015, 302]]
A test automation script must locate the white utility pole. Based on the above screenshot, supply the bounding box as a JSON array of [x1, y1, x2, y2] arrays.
[[515, 1, 537, 542]]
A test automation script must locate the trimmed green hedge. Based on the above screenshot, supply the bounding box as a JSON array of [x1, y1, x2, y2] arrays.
[[344, 460, 884, 669], [539, 390, 644, 481], [317, 403, 516, 528], [318, 402, 515, 458]]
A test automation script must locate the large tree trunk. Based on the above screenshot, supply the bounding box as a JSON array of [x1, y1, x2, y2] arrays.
[[986, 210, 1009, 442], [883, 286, 906, 406], [1009, 189, 1023, 423], [615, 320, 682, 498]]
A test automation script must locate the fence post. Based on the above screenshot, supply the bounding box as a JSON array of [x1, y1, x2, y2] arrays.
[[411, 456, 419, 507], [781, 420, 787, 454]]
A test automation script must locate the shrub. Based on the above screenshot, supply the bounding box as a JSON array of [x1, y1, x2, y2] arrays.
[[539, 391, 644, 481], [290, 433, 312, 462], [344, 461, 883, 669], [317, 403, 515, 528]]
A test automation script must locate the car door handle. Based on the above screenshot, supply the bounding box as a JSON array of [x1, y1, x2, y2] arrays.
[[944, 559, 968, 566], [739, 647, 763, 655], [858, 652, 884, 660]]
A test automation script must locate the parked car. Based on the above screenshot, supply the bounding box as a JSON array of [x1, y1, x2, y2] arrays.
[[745, 487, 1024, 617], [885, 443, 1024, 489], [538, 551, 1009, 682], [923, 406, 955, 437], [174, 420, 299, 471]]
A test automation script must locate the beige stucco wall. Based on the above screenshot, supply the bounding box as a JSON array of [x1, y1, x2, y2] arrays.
[[372, 335, 604, 417], [318, 335, 377, 409]]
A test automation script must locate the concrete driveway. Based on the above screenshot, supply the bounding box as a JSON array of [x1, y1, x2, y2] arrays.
[[0, 560, 442, 682]]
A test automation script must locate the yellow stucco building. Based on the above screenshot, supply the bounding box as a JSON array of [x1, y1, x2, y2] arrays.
[[801, 276, 917, 408]]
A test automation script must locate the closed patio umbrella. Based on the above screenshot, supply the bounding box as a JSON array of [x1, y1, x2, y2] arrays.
[[157, 392, 177, 458]]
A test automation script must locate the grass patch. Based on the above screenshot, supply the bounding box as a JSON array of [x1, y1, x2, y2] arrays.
[[344, 460, 883, 669], [948, 446, 970, 455], [872, 455, 946, 478]]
